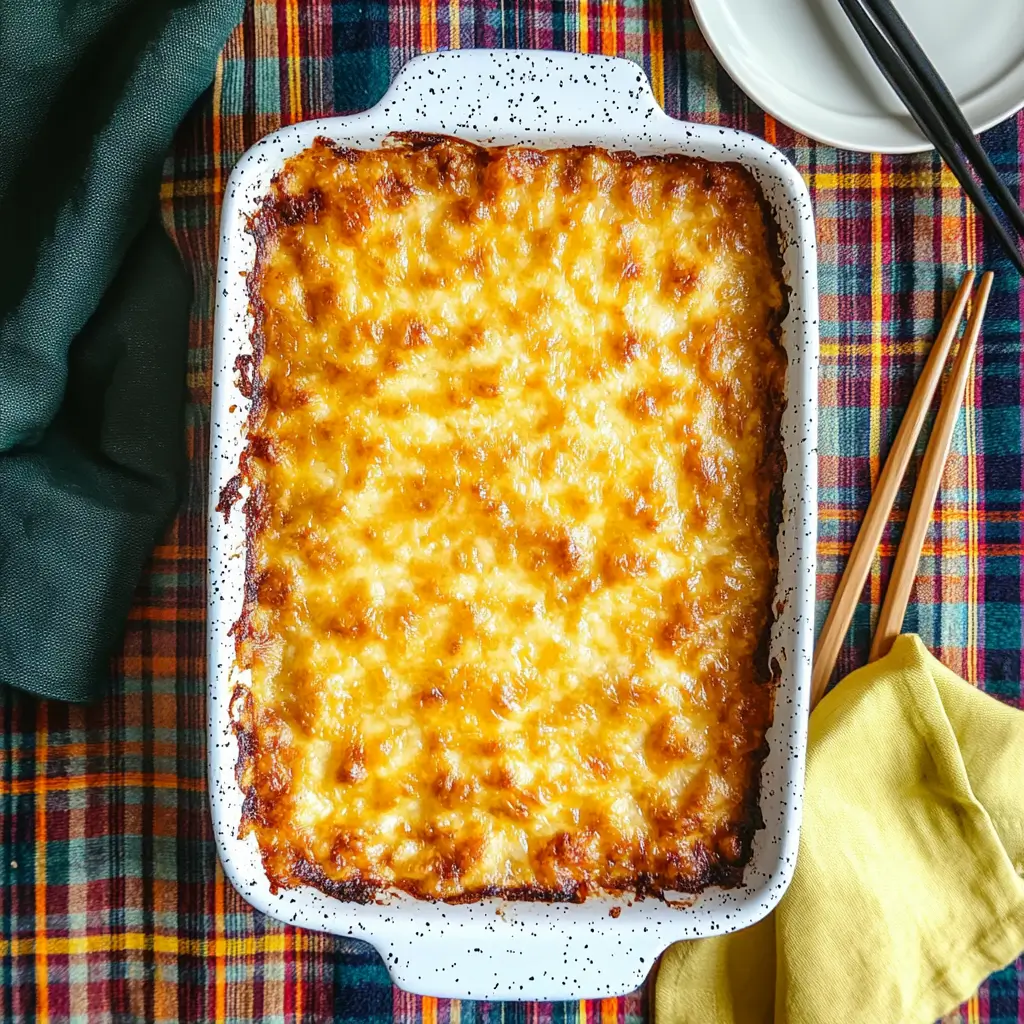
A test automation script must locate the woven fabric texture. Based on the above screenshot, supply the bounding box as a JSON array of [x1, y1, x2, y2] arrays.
[[0, 0, 242, 703], [3, 1, 1024, 1021]]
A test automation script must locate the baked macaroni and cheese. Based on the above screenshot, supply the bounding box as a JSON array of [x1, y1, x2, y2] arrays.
[[229, 134, 787, 904]]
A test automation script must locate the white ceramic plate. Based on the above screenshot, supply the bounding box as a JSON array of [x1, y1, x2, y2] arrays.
[[691, 0, 1024, 153], [208, 49, 818, 1000]]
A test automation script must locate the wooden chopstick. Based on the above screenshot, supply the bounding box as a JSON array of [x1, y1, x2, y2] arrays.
[[837, 0, 1024, 278], [810, 272, 975, 706], [868, 271, 994, 662], [860, 0, 1024, 244]]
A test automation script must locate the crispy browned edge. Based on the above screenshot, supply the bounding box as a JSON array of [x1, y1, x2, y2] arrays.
[[222, 131, 789, 906]]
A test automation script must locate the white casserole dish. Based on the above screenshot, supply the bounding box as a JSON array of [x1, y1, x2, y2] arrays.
[[207, 48, 818, 1001]]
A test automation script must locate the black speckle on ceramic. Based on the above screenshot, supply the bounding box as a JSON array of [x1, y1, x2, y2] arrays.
[[205, 48, 818, 1002]]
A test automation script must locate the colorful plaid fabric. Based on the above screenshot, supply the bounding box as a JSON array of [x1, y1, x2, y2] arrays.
[[2, 0, 1023, 1021]]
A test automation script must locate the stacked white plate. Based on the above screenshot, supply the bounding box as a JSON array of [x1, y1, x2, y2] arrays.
[[691, 0, 1024, 152]]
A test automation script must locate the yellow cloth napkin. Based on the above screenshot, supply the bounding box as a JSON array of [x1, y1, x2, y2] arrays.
[[656, 635, 1024, 1024]]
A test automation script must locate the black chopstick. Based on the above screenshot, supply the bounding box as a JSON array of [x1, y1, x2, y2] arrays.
[[860, 0, 1024, 243], [837, 0, 1024, 277]]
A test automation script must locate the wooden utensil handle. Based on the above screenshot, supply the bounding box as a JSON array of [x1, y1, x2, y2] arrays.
[[810, 272, 975, 706], [868, 271, 993, 662]]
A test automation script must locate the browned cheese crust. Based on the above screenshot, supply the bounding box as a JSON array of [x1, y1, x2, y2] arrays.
[[230, 134, 787, 904]]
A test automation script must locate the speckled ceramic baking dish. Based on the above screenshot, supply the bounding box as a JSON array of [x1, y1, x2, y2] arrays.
[[207, 48, 818, 1001]]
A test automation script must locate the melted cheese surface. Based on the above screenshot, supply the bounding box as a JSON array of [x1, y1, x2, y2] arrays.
[[233, 136, 787, 902]]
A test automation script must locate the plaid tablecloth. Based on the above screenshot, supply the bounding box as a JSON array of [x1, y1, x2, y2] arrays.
[[3, 1, 1024, 1021]]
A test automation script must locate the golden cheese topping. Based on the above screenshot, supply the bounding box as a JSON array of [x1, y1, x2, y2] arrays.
[[231, 134, 787, 904]]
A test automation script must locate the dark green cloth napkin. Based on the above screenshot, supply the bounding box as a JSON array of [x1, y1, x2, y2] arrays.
[[0, 0, 242, 701]]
